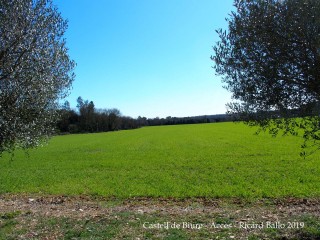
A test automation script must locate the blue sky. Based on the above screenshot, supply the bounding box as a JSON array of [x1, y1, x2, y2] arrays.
[[54, 0, 235, 118]]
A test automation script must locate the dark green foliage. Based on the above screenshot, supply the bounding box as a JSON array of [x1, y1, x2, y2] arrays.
[[57, 98, 138, 133], [212, 0, 320, 155]]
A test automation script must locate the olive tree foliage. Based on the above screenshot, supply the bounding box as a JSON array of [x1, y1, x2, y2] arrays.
[[212, 0, 320, 156], [0, 0, 75, 155]]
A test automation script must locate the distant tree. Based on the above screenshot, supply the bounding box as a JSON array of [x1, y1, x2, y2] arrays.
[[0, 0, 75, 154], [86, 101, 96, 132], [76, 97, 84, 110], [137, 116, 148, 127], [57, 101, 78, 133], [62, 101, 71, 110], [121, 116, 138, 130], [212, 0, 320, 156], [76, 97, 96, 132], [95, 109, 109, 132], [107, 108, 121, 131]]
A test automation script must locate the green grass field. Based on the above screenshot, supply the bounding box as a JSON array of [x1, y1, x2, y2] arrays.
[[1, 122, 319, 198]]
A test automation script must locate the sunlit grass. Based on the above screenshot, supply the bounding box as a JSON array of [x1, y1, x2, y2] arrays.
[[0, 122, 319, 198]]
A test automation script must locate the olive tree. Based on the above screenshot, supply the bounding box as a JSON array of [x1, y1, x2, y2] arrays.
[[212, 0, 320, 156], [0, 0, 75, 154]]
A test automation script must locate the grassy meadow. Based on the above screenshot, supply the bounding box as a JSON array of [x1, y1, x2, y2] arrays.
[[0, 122, 319, 198]]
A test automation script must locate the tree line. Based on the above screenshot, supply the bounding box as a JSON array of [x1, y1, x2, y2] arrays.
[[56, 97, 232, 134], [57, 97, 138, 133]]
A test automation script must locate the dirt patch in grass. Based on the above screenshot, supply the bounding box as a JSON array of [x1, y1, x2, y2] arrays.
[[0, 195, 319, 239]]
